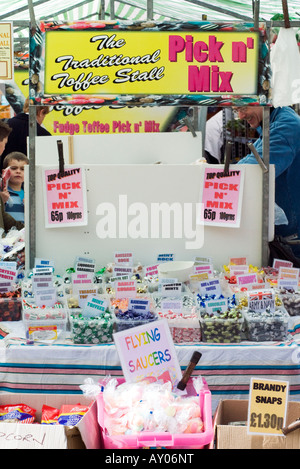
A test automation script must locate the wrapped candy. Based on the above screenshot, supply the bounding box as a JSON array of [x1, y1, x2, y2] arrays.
[[100, 377, 205, 436]]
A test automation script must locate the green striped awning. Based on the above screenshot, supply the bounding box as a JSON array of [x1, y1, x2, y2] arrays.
[[0, 0, 299, 51]]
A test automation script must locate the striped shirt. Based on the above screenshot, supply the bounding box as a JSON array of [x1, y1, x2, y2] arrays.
[[5, 185, 25, 223]]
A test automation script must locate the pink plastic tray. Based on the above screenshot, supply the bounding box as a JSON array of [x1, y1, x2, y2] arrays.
[[97, 378, 213, 449]]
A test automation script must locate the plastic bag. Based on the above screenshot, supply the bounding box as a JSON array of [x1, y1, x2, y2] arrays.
[[275, 203, 288, 225], [270, 27, 300, 107], [101, 377, 204, 435]]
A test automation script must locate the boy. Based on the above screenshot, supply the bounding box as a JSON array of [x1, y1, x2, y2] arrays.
[[0, 124, 24, 266], [1, 151, 29, 223]]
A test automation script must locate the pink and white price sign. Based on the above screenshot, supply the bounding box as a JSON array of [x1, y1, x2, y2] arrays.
[[199, 166, 244, 227], [43, 166, 88, 228]]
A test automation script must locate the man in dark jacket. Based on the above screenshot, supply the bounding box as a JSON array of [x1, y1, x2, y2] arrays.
[[237, 105, 300, 256], [0, 97, 51, 170]]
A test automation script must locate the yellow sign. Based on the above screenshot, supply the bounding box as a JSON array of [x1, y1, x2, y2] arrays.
[[0, 22, 13, 81], [12, 68, 178, 135], [46, 105, 176, 135], [247, 378, 289, 436], [44, 30, 259, 96]]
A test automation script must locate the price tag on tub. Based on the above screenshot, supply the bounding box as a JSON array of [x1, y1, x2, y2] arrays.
[[157, 253, 174, 262], [277, 267, 299, 291], [193, 264, 213, 275], [229, 265, 249, 276], [0, 261, 17, 269], [75, 262, 95, 273], [279, 266, 299, 280], [158, 277, 177, 284], [189, 273, 209, 282], [247, 289, 275, 313], [144, 264, 159, 277], [128, 298, 150, 313], [230, 257, 248, 265], [75, 256, 95, 265], [82, 295, 109, 317], [236, 273, 258, 286], [35, 288, 57, 307], [277, 277, 299, 290], [0, 280, 14, 293], [160, 282, 182, 296], [160, 299, 183, 314], [115, 280, 136, 298], [32, 275, 53, 292], [0, 267, 18, 282], [32, 267, 54, 277], [77, 287, 98, 307], [114, 252, 133, 266], [194, 256, 213, 265], [34, 258, 55, 271], [199, 279, 222, 296], [273, 258, 293, 270], [113, 266, 133, 277], [72, 273, 94, 296], [72, 272, 93, 285], [109, 275, 130, 284], [205, 298, 228, 314], [235, 282, 267, 292]]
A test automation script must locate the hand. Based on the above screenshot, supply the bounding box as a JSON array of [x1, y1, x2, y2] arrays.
[[0, 189, 10, 203], [17, 249, 25, 267]]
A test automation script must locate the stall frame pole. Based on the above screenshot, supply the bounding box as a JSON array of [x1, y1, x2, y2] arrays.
[[262, 107, 270, 267], [28, 103, 37, 269]]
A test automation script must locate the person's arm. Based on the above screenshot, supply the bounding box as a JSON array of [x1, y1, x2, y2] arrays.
[[238, 122, 295, 177], [0, 189, 10, 204], [0, 199, 24, 232]]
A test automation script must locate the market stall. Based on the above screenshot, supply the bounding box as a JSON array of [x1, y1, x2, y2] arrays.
[[1, 26, 281, 356], [0, 0, 300, 449]]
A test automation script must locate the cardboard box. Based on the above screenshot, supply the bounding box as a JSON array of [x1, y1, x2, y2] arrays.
[[212, 399, 300, 449], [0, 393, 101, 449]]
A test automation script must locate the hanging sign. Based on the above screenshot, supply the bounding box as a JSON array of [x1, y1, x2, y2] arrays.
[[12, 68, 181, 134], [42, 29, 259, 96], [113, 318, 182, 386], [247, 378, 289, 436], [0, 22, 13, 81], [30, 21, 270, 107], [43, 166, 88, 228], [198, 166, 244, 227]]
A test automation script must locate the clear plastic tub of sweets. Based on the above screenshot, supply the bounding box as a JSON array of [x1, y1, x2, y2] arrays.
[[243, 308, 290, 341], [199, 309, 244, 343], [157, 308, 201, 343], [70, 310, 114, 344]]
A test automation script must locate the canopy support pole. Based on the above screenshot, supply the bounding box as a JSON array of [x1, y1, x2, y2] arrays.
[[262, 106, 270, 267], [28, 103, 37, 269]]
